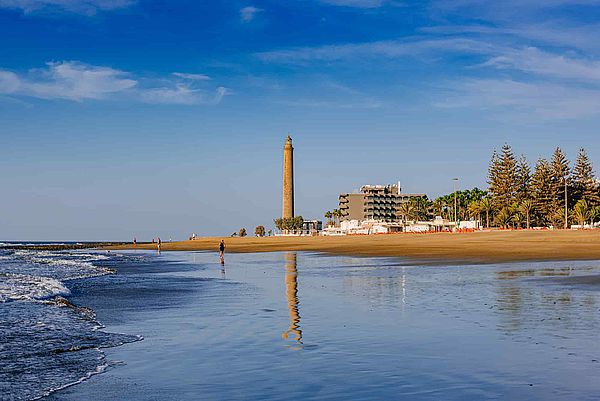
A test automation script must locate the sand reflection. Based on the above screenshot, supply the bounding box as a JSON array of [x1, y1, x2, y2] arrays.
[[495, 266, 598, 335]]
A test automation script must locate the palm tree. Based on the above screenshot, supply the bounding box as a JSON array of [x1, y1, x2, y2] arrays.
[[550, 207, 565, 229], [572, 199, 591, 227], [467, 200, 481, 221], [592, 206, 600, 225], [332, 209, 342, 226], [255, 225, 265, 237], [324, 211, 333, 226], [273, 218, 284, 231], [398, 202, 415, 227], [479, 197, 493, 228], [431, 198, 446, 218], [495, 207, 514, 229], [518, 199, 535, 229], [513, 212, 526, 229], [407, 197, 428, 222]]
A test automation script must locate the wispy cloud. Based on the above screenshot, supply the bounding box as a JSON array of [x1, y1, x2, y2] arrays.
[[257, 37, 492, 63], [0, 0, 134, 15], [436, 78, 600, 119], [259, 36, 600, 84], [172, 72, 211, 81], [258, 18, 600, 120], [432, 0, 600, 23], [319, 0, 388, 7], [479, 47, 600, 83], [141, 85, 230, 105], [0, 61, 229, 105], [240, 5, 261, 22], [276, 79, 382, 109]]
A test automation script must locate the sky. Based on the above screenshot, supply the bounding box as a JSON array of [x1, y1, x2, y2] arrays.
[[1, 0, 600, 240]]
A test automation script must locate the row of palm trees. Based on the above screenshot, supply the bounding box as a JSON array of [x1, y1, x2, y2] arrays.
[[378, 192, 599, 229], [397, 197, 431, 225], [467, 198, 600, 229], [324, 209, 343, 226]]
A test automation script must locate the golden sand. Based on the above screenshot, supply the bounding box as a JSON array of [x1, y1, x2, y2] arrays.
[[111, 230, 600, 264]]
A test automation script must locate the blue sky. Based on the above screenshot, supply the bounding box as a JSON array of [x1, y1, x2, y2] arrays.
[[1, 0, 600, 240]]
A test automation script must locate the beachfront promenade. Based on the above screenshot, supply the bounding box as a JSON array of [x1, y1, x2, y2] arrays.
[[113, 230, 600, 264]]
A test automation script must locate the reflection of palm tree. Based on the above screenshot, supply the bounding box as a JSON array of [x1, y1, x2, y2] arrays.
[[282, 252, 302, 344]]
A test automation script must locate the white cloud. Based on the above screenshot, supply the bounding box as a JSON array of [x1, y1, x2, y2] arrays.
[[240, 6, 261, 22], [0, 70, 20, 93], [0, 61, 230, 105], [0, 0, 134, 15], [0, 61, 137, 101], [172, 72, 211, 81]]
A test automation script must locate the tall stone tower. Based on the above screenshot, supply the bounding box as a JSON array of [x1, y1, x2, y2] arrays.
[[282, 135, 294, 219]]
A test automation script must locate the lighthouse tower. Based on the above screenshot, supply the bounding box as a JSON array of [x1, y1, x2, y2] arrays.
[[282, 135, 294, 219]]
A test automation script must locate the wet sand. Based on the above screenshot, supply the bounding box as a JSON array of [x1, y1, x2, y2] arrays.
[[111, 230, 600, 264]]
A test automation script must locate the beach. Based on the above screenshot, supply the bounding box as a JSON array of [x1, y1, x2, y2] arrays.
[[113, 230, 600, 264]]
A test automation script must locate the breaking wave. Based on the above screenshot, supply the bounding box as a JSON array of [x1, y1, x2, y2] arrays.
[[0, 248, 140, 401]]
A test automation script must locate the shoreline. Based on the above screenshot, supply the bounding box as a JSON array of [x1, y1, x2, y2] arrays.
[[108, 230, 600, 264]]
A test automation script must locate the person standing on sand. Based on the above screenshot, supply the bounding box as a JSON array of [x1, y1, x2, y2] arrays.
[[133, 237, 137, 247], [219, 240, 225, 263], [157, 237, 162, 253]]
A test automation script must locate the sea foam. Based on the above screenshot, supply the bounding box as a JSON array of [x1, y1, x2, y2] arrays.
[[0, 273, 71, 302]]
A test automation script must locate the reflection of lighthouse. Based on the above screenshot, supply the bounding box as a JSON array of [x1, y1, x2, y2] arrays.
[[282, 252, 302, 344]]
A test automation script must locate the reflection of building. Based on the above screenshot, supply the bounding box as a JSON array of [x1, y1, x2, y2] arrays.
[[339, 183, 426, 223], [282, 252, 302, 344], [282, 135, 294, 219]]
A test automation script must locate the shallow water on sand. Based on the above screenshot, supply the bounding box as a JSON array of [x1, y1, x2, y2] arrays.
[[47, 251, 600, 401]]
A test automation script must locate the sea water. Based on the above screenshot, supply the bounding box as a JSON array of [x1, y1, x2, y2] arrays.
[[0, 246, 140, 401]]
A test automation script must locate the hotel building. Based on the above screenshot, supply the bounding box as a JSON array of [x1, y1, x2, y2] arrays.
[[339, 183, 426, 223]]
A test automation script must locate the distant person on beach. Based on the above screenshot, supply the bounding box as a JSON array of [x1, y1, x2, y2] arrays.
[[157, 237, 162, 253], [133, 237, 137, 247], [219, 240, 225, 263]]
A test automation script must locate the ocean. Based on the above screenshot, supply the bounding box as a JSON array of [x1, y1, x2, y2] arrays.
[[0, 244, 141, 400], [3, 247, 600, 400]]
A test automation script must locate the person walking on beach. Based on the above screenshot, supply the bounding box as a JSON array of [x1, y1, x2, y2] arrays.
[[157, 237, 162, 253], [219, 240, 225, 264], [133, 237, 137, 248]]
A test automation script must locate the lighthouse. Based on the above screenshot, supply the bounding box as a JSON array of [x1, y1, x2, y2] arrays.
[[282, 135, 294, 219]]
